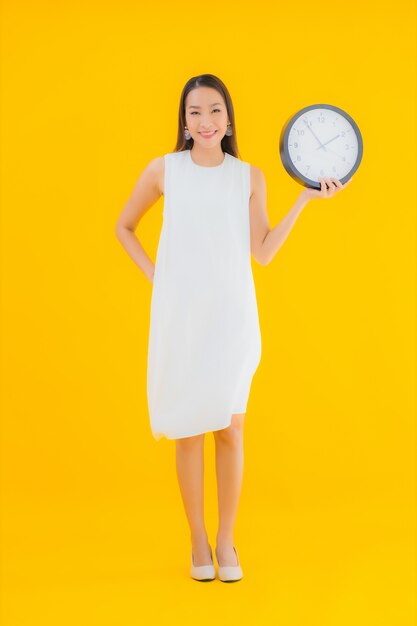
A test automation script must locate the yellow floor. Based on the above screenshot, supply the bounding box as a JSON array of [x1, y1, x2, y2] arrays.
[[2, 496, 415, 626]]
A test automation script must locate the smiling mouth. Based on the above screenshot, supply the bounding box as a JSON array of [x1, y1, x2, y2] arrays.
[[199, 130, 217, 137]]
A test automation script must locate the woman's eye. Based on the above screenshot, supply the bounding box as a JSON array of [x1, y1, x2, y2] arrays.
[[190, 109, 221, 115]]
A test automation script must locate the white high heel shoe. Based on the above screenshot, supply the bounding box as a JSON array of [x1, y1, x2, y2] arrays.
[[215, 545, 243, 582], [190, 545, 216, 581]]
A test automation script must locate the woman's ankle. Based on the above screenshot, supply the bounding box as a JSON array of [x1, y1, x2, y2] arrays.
[[190, 531, 209, 545], [216, 533, 234, 547]]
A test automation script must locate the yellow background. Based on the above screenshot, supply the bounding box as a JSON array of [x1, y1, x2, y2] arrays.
[[1, 0, 416, 624]]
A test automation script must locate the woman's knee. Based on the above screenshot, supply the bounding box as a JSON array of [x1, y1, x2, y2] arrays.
[[175, 433, 205, 449], [213, 413, 245, 445]]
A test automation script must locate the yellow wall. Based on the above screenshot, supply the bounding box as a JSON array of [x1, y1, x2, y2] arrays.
[[1, 0, 415, 624]]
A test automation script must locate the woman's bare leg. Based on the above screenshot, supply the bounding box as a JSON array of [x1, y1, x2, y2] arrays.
[[175, 433, 212, 565], [213, 413, 245, 566]]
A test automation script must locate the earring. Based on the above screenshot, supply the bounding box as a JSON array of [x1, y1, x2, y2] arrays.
[[184, 126, 191, 140], [225, 122, 233, 136]]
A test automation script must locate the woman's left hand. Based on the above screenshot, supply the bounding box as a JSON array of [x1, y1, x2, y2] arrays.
[[301, 176, 353, 201]]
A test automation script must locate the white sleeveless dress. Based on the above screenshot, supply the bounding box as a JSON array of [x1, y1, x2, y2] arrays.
[[147, 149, 262, 440]]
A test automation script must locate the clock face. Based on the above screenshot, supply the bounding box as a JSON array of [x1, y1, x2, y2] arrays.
[[279, 104, 363, 189]]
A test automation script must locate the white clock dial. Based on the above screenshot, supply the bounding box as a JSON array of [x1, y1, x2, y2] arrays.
[[279, 104, 363, 189]]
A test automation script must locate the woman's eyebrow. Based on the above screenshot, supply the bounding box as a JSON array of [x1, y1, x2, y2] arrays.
[[188, 103, 223, 109]]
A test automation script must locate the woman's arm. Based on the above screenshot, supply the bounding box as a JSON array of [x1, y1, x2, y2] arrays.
[[249, 167, 352, 266], [115, 157, 164, 284], [260, 193, 308, 266]]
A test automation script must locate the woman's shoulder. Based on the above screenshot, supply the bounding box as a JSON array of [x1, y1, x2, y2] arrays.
[[248, 162, 263, 174], [248, 163, 265, 199], [149, 150, 185, 166], [145, 154, 166, 197], [147, 151, 188, 196], [233, 154, 263, 175], [228, 155, 264, 199]]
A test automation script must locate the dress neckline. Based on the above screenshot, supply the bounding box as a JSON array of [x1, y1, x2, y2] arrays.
[[188, 149, 227, 169]]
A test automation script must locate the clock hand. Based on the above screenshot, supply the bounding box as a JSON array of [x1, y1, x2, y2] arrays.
[[304, 141, 343, 158], [303, 119, 327, 152], [315, 134, 341, 150], [304, 143, 348, 162]]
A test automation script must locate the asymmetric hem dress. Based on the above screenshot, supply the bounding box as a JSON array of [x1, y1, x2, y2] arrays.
[[146, 149, 262, 441]]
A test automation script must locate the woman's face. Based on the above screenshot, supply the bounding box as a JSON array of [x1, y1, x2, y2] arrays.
[[184, 87, 229, 147]]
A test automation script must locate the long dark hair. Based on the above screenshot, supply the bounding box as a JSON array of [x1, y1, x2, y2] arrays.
[[173, 74, 240, 159]]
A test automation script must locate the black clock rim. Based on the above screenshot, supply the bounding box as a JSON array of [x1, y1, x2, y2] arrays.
[[279, 103, 363, 189]]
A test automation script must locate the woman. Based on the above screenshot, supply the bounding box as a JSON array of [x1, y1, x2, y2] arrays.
[[115, 73, 352, 582]]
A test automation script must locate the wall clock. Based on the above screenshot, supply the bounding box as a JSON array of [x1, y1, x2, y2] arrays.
[[279, 103, 363, 189]]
